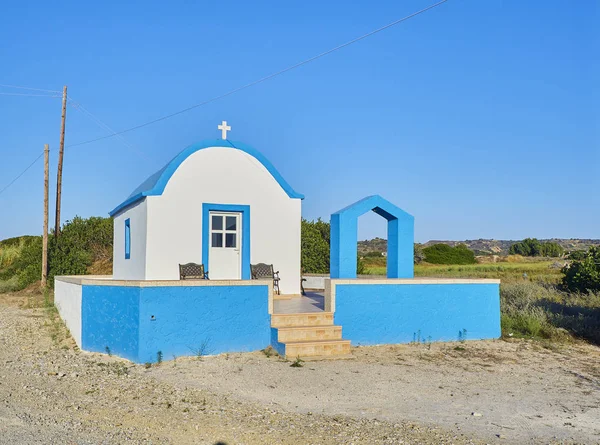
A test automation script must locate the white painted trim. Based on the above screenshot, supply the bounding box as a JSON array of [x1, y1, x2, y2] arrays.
[[54, 275, 273, 288], [329, 278, 501, 285], [54, 279, 82, 347]]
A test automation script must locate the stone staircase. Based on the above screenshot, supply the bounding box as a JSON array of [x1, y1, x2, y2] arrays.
[[270, 312, 351, 359]]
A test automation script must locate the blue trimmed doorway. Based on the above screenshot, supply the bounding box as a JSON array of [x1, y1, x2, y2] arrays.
[[202, 203, 251, 280]]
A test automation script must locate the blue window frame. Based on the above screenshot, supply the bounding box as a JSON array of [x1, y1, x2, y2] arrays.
[[125, 218, 131, 260]]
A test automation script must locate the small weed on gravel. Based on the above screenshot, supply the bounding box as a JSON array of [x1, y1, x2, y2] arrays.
[[43, 293, 71, 346], [189, 338, 212, 360], [261, 346, 278, 358]]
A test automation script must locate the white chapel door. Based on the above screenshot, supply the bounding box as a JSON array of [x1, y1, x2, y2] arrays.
[[209, 212, 242, 279]]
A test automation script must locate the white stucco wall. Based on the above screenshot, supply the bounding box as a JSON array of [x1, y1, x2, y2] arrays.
[[54, 279, 82, 347], [112, 199, 147, 280], [143, 147, 302, 294]]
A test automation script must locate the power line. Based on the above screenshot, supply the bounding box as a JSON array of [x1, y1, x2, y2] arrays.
[[68, 97, 151, 160], [67, 0, 448, 149], [0, 91, 60, 98], [0, 83, 62, 94], [0, 151, 46, 196], [0, 0, 448, 197], [0, 85, 61, 197], [0, 96, 148, 198]]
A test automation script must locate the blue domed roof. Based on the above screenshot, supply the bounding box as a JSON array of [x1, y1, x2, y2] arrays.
[[109, 139, 304, 216]]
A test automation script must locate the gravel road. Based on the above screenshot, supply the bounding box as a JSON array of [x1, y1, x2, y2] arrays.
[[1, 291, 598, 444]]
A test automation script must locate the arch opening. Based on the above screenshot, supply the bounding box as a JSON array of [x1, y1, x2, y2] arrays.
[[330, 196, 414, 279]]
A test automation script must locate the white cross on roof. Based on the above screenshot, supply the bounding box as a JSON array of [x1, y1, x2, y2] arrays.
[[218, 120, 231, 140]]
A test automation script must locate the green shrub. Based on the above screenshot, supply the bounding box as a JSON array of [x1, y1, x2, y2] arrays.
[[363, 251, 384, 258], [48, 243, 92, 282], [312, 218, 330, 246], [56, 216, 113, 261], [509, 238, 564, 257], [562, 247, 600, 292], [301, 219, 330, 274], [540, 242, 564, 257], [568, 250, 588, 261], [422, 243, 476, 265], [0, 216, 113, 291], [509, 238, 542, 256], [414, 244, 425, 264], [357, 257, 366, 275], [0, 276, 20, 293], [10, 236, 43, 289], [0, 236, 37, 272]]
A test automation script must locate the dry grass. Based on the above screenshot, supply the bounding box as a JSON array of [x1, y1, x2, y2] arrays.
[[0, 275, 20, 293], [501, 282, 600, 345], [0, 243, 22, 268], [87, 258, 113, 275], [363, 258, 562, 283]]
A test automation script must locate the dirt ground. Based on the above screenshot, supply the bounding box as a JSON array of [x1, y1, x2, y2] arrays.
[[1, 291, 599, 444], [155, 343, 600, 444]]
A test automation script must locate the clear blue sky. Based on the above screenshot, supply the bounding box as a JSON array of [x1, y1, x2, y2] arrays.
[[0, 0, 597, 243]]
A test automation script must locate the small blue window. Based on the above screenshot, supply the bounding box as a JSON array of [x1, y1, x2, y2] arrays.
[[125, 219, 131, 259]]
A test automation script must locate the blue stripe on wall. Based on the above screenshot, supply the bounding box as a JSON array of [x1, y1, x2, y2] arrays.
[[334, 283, 501, 345]]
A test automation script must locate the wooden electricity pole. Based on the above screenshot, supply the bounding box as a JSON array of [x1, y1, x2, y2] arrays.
[[54, 85, 67, 238], [41, 144, 49, 288]]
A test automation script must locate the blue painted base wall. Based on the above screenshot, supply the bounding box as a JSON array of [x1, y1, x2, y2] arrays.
[[138, 285, 269, 363], [270, 328, 286, 356], [334, 283, 501, 344], [82, 285, 140, 361], [81, 284, 270, 363]]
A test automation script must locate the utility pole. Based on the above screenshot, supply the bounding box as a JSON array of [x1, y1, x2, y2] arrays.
[[54, 85, 67, 238], [41, 144, 49, 288]]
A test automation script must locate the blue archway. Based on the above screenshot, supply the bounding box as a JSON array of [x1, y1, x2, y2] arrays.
[[330, 195, 414, 279]]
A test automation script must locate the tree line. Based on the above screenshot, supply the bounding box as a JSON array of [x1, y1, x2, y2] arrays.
[[1, 217, 597, 294], [509, 238, 564, 257]]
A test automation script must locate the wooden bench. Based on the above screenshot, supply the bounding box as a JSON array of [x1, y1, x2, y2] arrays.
[[179, 263, 209, 280]]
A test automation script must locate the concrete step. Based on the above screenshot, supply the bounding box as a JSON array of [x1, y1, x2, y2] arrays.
[[284, 339, 351, 359], [296, 354, 355, 362], [271, 312, 334, 328], [277, 325, 342, 342]]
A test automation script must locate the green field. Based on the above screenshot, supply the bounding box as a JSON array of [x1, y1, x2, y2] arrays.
[[363, 258, 562, 283]]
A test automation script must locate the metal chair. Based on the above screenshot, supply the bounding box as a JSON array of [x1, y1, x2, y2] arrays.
[[179, 263, 209, 280], [251, 263, 280, 295]]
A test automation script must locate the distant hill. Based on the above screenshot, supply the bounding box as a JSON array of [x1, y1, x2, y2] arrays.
[[0, 235, 37, 248], [358, 238, 600, 256]]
